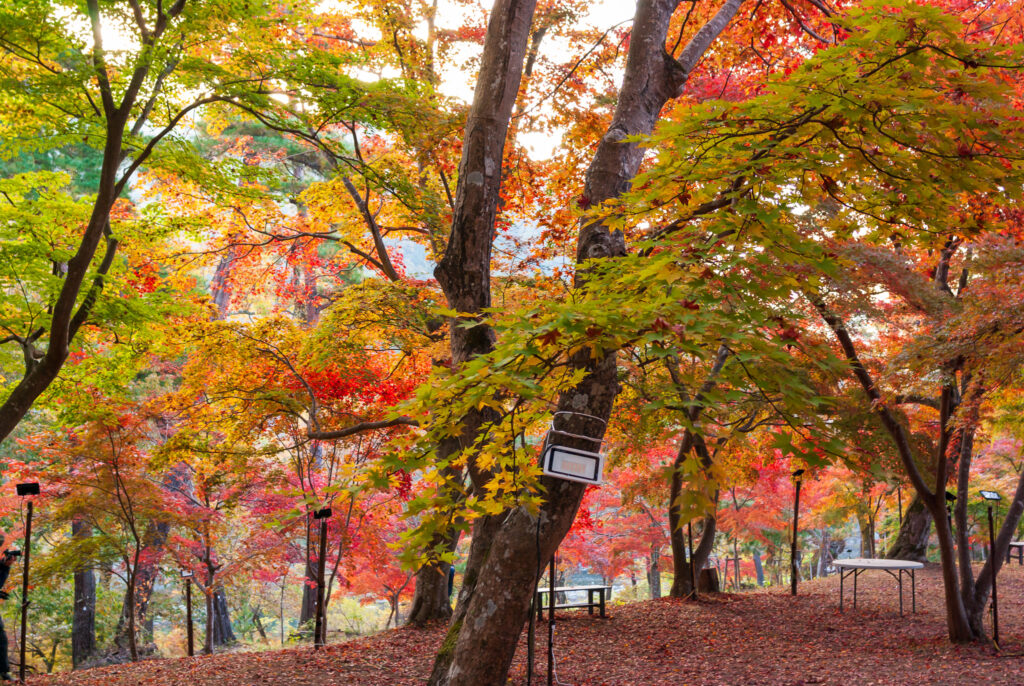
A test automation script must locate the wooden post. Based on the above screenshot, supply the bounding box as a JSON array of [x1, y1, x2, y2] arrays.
[[687, 521, 696, 599], [185, 578, 194, 657], [547, 553, 555, 686], [19, 501, 33, 683]]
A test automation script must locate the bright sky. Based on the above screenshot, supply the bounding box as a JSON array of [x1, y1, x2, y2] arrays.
[[430, 1, 633, 158], [101, 1, 636, 157]]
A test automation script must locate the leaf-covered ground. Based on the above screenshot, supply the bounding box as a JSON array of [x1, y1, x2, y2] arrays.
[[32, 563, 1024, 685]]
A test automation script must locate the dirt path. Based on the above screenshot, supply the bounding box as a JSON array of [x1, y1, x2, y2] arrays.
[[31, 562, 1024, 685]]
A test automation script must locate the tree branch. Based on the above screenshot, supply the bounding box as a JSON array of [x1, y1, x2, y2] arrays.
[[308, 416, 419, 441]]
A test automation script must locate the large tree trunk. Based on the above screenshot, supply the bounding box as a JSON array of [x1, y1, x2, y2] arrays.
[[430, 2, 745, 683], [424, 0, 540, 679], [211, 588, 235, 646], [647, 545, 661, 599], [408, 523, 459, 625], [408, 560, 454, 626], [670, 516, 718, 597], [858, 513, 875, 559], [71, 520, 96, 669], [928, 495, 976, 642], [886, 494, 932, 561], [668, 431, 719, 597]]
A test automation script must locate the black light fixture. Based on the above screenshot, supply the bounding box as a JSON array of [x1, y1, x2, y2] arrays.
[[981, 490, 1002, 647], [15, 482, 38, 683], [15, 483, 39, 497], [181, 570, 194, 656], [313, 507, 333, 649], [945, 490, 957, 531], [791, 469, 806, 596]]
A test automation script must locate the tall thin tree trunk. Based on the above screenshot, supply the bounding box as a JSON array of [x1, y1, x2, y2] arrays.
[[204, 589, 214, 655], [71, 520, 96, 669], [753, 550, 764, 586], [929, 498, 976, 642], [279, 582, 286, 646], [126, 570, 138, 662], [299, 518, 317, 632]]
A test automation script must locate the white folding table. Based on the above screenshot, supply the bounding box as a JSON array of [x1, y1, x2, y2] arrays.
[[834, 558, 923, 617]]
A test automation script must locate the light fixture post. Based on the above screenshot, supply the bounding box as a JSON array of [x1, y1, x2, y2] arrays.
[[16, 482, 39, 684], [791, 469, 805, 596], [313, 508, 332, 649], [981, 490, 1002, 647], [182, 571, 194, 656]]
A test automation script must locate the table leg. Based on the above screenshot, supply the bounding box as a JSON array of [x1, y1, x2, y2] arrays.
[[840, 569, 844, 612], [912, 570, 916, 614], [599, 589, 606, 618], [853, 569, 858, 610], [898, 569, 904, 617], [588, 589, 594, 616]]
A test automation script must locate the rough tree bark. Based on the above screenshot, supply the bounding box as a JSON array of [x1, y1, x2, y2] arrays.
[[886, 494, 932, 561], [429, 2, 745, 683], [211, 589, 236, 646], [669, 434, 720, 597], [670, 515, 719, 597], [407, 531, 457, 625], [71, 520, 96, 669], [647, 546, 661, 599]]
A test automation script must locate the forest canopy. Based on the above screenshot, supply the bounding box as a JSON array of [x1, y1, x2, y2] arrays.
[[0, 0, 1021, 683]]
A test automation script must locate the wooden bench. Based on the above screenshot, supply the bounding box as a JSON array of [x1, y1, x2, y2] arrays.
[[536, 585, 611, 619], [1007, 541, 1024, 565]]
